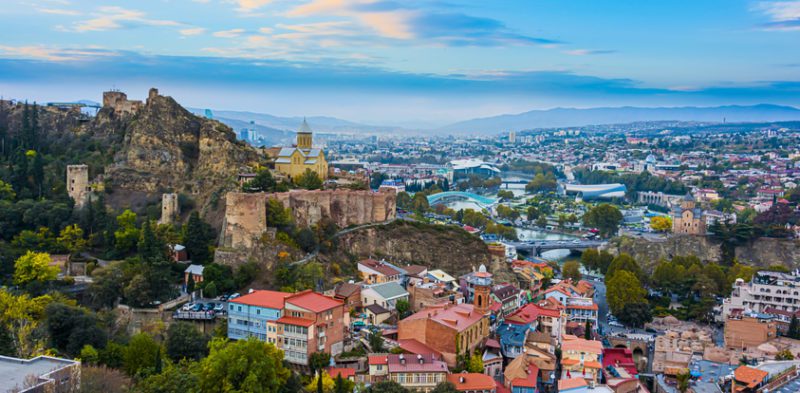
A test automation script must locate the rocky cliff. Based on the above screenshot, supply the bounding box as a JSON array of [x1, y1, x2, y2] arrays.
[[321, 220, 492, 277], [105, 89, 258, 217], [607, 235, 800, 271]]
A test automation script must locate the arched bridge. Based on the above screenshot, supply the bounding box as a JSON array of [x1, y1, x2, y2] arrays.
[[427, 192, 498, 208], [506, 239, 607, 256]]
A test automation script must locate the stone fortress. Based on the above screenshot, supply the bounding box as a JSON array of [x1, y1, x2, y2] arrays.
[[159, 193, 180, 224], [102, 88, 160, 116], [66, 164, 91, 208], [221, 189, 397, 249]]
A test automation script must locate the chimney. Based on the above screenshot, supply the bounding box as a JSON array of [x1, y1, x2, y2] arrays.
[[399, 354, 405, 364], [417, 354, 423, 364]]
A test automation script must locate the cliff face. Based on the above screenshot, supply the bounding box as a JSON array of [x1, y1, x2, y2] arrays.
[[607, 235, 800, 271], [323, 220, 491, 277], [104, 90, 258, 215]]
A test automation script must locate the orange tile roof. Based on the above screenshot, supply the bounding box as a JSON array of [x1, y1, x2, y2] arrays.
[[561, 336, 603, 354], [558, 377, 588, 390], [402, 303, 485, 333], [446, 373, 495, 391], [397, 339, 441, 357], [275, 316, 314, 327], [567, 302, 598, 311], [561, 358, 580, 366], [734, 366, 768, 388], [584, 361, 602, 369], [230, 290, 292, 309], [286, 290, 343, 313]]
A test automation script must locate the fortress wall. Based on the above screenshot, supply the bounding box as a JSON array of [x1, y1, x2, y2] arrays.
[[222, 189, 397, 249]]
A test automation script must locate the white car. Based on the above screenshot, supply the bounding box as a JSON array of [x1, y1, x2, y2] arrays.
[[181, 303, 193, 311], [609, 321, 624, 328]]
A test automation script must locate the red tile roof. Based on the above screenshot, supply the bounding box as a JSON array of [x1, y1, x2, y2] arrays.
[[275, 316, 314, 327], [401, 303, 485, 333], [230, 290, 292, 309], [446, 373, 496, 391], [734, 366, 768, 389], [511, 364, 539, 388], [368, 355, 388, 365], [286, 290, 343, 313], [397, 339, 441, 357], [327, 367, 356, 380]]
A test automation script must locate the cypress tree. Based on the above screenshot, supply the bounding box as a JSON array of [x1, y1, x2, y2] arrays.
[[789, 315, 799, 339], [184, 211, 211, 264]]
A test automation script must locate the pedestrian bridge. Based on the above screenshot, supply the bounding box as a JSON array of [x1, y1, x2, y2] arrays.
[[427, 191, 498, 208], [506, 239, 607, 256]]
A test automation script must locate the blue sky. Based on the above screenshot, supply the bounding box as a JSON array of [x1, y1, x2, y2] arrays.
[[0, 0, 798, 126]]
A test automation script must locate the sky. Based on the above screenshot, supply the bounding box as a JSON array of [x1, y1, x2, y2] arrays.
[[0, 0, 799, 127]]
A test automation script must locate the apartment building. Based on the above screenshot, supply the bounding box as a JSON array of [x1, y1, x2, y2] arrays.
[[722, 271, 800, 319], [228, 290, 292, 342], [275, 290, 346, 367]]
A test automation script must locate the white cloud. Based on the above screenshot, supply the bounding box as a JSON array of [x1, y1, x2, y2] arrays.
[[72, 6, 180, 32], [180, 27, 206, 36], [757, 1, 800, 30], [36, 8, 81, 16], [230, 0, 273, 12], [0, 45, 117, 61], [286, 0, 418, 40], [213, 28, 246, 38]]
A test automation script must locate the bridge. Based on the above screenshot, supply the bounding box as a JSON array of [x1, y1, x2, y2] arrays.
[[506, 239, 606, 256], [427, 191, 498, 208]]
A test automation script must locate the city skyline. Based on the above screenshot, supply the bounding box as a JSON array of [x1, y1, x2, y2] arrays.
[[1, 0, 799, 126]]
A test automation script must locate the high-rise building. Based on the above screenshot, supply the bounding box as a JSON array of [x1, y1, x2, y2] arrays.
[[508, 131, 516, 144]]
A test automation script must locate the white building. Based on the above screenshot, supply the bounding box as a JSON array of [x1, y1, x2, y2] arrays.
[[721, 270, 800, 320]]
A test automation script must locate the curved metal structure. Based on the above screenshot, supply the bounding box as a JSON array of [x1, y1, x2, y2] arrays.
[[426, 191, 498, 208], [560, 183, 627, 200]]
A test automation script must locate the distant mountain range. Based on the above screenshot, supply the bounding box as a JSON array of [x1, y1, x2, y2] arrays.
[[188, 104, 800, 139], [437, 104, 800, 135], [187, 108, 410, 140]]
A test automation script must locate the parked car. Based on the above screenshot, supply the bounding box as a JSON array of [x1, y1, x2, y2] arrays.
[[609, 321, 624, 328], [218, 295, 229, 302], [204, 303, 215, 311], [214, 303, 224, 312], [181, 303, 193, 311], [229, 293, 241, 300], [191, 304, 203, 312]]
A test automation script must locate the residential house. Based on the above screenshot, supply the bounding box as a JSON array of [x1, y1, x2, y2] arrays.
[[0, 355, 80, 393], [368, 355, 389, 383], [398, 303, 490, 367], [332, 282, 362, 312], [482, 339, 504, 380], [560, 335, 603, 384], [276, 290, 346, 367], [365, 304, 392, 325], [505, 302, 565, 339], [492, 283, 522, 318], [497, 323, 532, 360], [733, 366, 768, 392], [228, 290, 292, 342], [447, 372, 497, 392], [503, 355, 540, 393], [387, 353, 448, 392], [427, 269, 458, 290], [407, 279, 464, 312], [358, 259, 402, 284], [565, 297, 598, 330], [361, 281, 409, 311], [184, 264, 204, 287]]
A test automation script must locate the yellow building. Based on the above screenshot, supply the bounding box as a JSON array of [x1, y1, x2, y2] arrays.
[[274, 119, 328, 180]]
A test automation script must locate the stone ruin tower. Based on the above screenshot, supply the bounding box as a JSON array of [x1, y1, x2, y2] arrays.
[[160, 193, 180, 224], [66, 165, 90, 208]]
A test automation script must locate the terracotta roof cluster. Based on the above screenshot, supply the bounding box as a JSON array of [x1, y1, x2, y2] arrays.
[[561, 335, 603, 355], [386, 353, 448, 373], [286, 290, 344, 313], [397, 339, 441, 357], [734, 366, 768, 389]]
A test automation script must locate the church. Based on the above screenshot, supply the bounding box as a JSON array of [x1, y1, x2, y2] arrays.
[[671, 192, 706, 235], [274, 119, 328, 180]]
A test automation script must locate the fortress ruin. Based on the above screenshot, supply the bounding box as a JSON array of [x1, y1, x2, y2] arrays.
[[221, 189, 397, 249]]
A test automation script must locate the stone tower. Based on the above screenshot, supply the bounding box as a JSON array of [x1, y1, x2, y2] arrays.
[[160, 193, 180, 224], [66, 165, 90, 208], [296, 118, 313, 149], [469, 264, 493, 315], [147, 88, 159, 104]]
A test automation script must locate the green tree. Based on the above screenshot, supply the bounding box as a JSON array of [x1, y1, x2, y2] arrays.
[[0, 180, 15, 201], [266, 198, 293, 230], [333, 373, 354, 393], [296, 169, 323, 190], [617, 302, 653, 328], [183, 211, 212, 264], [114, 210, 140, 255], [676, 370, 690, 393], [310, 352, 332, 393], [650, 216, 672, 232], [366, 381, 409, 393], [58, 224, 88, 256], [123, 333, 162, 377], [776, 349, 795, 360], [244, 169, 277, 192], [396, 192, 413, 210], [166, 322, 209, 361], [431, 382, 459, 393], [526, 206, 539, 221], [606, 253, 643, 282], [369, 329, 385, 352], [13, 251, 58, 285], [138, 221, 165, 262], [606, 270, 647, 316], [497, 190, 514, 200], [80, 344, 99, 365], [412, 192, 430, 214], [395, 299, 411, 318], [467, 352, 484, 373], [199, 338, 290, 393], [536, 214, 548, 228], [562, 261, 582, 282], [133, 360, 199, 393], [583, 204, 623, 238]]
